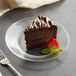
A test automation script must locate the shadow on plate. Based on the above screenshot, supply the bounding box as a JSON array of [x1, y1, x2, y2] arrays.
[[26, 46, 45, 56]]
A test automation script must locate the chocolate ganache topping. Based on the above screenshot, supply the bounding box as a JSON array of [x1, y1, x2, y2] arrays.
[[25, 15, 55, 31]]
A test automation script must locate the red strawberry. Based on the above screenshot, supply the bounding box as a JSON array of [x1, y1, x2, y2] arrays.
[[46, 38, 59, 49]]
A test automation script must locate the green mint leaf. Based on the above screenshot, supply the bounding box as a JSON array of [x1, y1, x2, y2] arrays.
[[50, 46, 54, 51], [50, 48, 63, 55], [41, 48, 50, 54]]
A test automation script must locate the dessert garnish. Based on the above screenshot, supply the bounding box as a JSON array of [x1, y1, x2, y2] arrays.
[[46, 38, 59, 48], [41, 38, 63, 55]]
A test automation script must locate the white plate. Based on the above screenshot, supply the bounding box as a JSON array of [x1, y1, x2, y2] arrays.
[[5, 17, 70, 62]]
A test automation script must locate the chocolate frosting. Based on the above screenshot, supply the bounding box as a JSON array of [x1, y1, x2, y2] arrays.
[[25, 15, 55, 31]]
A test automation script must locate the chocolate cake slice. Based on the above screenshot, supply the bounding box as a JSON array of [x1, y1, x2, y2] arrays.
[[24, 15, 58, 50]]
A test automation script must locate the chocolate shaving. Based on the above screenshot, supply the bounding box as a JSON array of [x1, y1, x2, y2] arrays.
[[42, 17, 47, 23], [36, 21, 40, 26], [41, 22, 43, 27], [48, 21, 52, 26], [41, 15, 43, 19], [32, 21, 35, 26], [38, 15, 41, 19]]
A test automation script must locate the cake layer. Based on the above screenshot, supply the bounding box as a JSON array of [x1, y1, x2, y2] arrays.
[[26, 29, 57, 50], [26, 36, 56, 50], [24, 25, 57, 41]]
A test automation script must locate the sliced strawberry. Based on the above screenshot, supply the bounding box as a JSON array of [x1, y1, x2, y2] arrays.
[[46, 38, 59, 49]]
